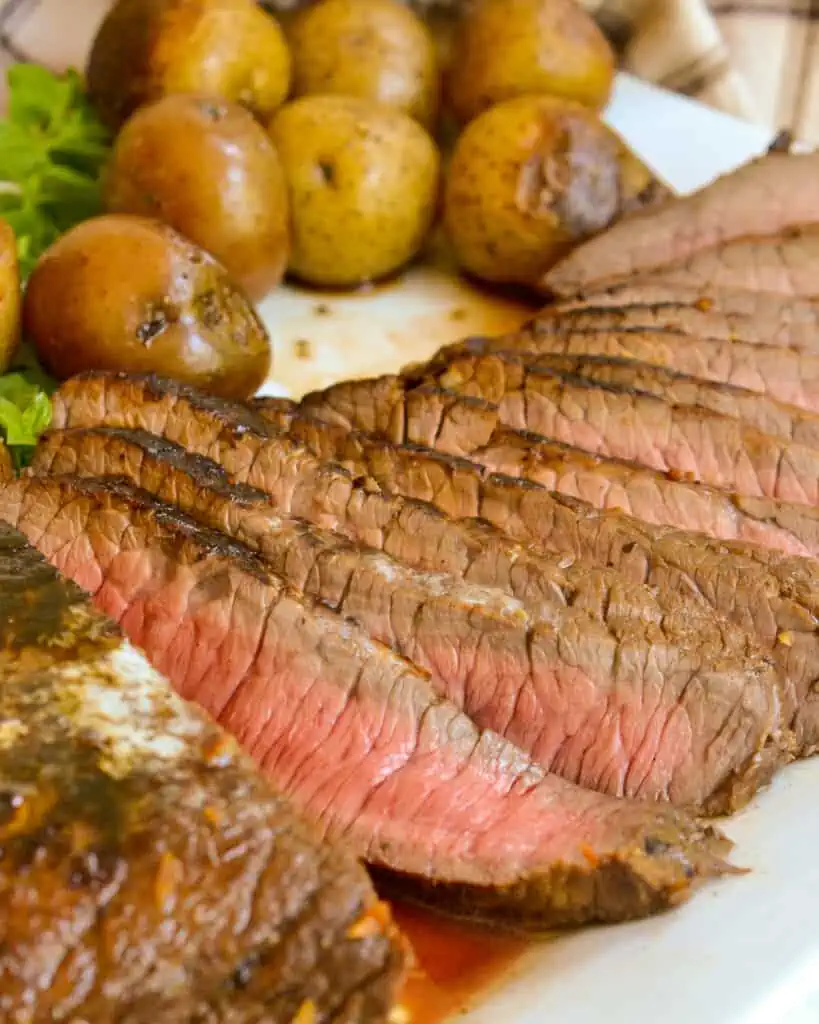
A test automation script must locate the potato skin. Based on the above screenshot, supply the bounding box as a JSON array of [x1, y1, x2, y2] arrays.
[[0, 220, 21, 375], [104, 95, 290, 301], [447, 0, 614, 124], [270, 95, 440, 287], [87, 0, 292, 130], [23, 216, 271, 399], [443, 95, 623, 286], [289, 0, 440, 127]]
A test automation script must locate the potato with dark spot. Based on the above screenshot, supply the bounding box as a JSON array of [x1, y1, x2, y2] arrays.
[[289, 0, 440, 127], [270, 95, 440, 287], [86, 0, 292, 131], [447, 0, 614, 125], [0, 220, 21, 374], [23, 216, 270, 399], [104, 95, 290, 301], [443, 95, 627, 286]]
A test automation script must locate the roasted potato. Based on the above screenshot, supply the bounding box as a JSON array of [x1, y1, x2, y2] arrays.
[[87, 0, 292, 130], [447, 0, 614, 124], [289, 0, 440, 127], [443, 95, 624, 286], [23, 216, 271, 399], [0, 220, 21, 374], [104, 95, 290, 301], [270, 95, 440, 287]]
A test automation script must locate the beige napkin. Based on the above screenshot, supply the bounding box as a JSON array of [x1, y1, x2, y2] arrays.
[[0, 0, 815, 141]]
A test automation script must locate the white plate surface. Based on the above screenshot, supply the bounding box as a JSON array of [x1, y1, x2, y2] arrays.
[[257, 77, 819, 1024]]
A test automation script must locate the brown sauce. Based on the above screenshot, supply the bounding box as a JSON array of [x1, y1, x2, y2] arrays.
[[393, 903, 530, 1023]]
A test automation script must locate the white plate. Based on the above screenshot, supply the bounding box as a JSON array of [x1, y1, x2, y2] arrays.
[[257, 77, 819, 1024]]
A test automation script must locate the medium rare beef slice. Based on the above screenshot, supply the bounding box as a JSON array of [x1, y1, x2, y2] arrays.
[[536, 286, 819, 353], [0, 475, 735, 928], [300, 371, 819, 504], [428, 328, 819, 415], [32, 427, 784, 812], [542, 151, 819, 296], [434, 351, 819, 451], [250, 401, 819, 757], [0, 524, 404, 1023]]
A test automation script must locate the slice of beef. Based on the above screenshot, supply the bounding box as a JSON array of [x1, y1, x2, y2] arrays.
[[0, 523, 404, 1023], [0, 475, 735, 928], [428, 327, 819, 413], [252, 402, 819, 760], [300, 371, 819, 505], [31, 426, 784, 812], [535, 286, 819, 352], [541, 152, 819, 296], [436, 350, 819, 450], [254, 399, 819, 562], [631, 229, 819, 299], [48, 375, 717, 629]]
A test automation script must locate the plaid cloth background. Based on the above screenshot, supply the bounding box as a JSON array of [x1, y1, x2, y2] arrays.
[[0, 0, 816, 140]]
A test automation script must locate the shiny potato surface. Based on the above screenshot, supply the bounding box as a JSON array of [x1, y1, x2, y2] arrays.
[[104, 94, 290, 301], [23, 216, 271, 399], [0, 220, 21, 374], [443, 95, 623, 286], [269, 95, 440, 288], [87, 0, 292, 130], [447, 0, 615, 124], [289, 0, 440, 127]]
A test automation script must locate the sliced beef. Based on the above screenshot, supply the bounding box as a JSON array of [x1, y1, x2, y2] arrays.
[[434, 350, 819, 450], [542, 152, 819, 296], [35, 427, 787, 811], [536, 286, 819, 353], [300, 371, 819, 505], [0, 475, 734, 928], [631, 229, 819, 299], [0, 523, 404, 1023], [49, 376, 721, 630], [254, 402, 819, 759], [430, 326, 819, 413], [254, 400, 819, 562]]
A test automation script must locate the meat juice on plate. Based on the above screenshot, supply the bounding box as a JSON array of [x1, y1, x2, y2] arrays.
[[393, 903, 531, 1022]]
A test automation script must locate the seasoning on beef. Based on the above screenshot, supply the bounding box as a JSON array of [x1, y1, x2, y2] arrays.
[[31, 425, 785, 812], [300, 371, 819, 504], [0, 475, 735, 929], [0, 522, 405, 1022], [542, 152, 819, 296]]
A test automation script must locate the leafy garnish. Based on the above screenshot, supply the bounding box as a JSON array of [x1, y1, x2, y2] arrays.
[[0, 64, 111, 279]]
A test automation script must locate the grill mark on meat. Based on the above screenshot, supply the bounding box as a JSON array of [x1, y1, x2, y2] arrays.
[[542, 152, 819, 296], [0, 525, 404, 1021], [30, 427, 785, 810], [632, 229, 819, 299], [301, 370, 819, 505], [0, 476, 737, 928]]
